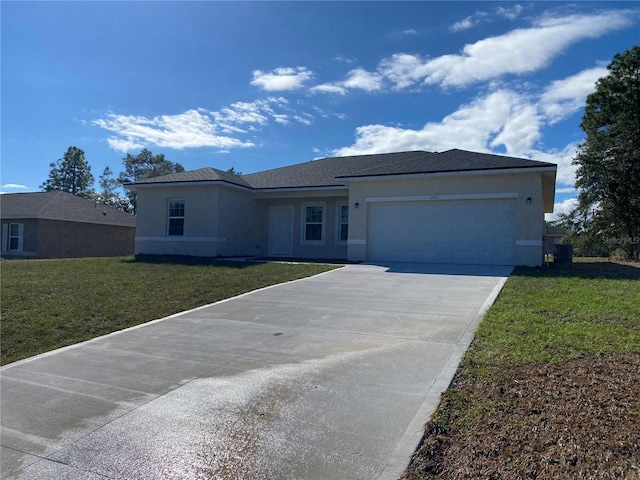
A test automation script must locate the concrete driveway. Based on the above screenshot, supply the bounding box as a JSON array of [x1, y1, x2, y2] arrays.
[[1, 263, 511, 480]]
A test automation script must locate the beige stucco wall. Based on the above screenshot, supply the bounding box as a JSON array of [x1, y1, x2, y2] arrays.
[[254, 195, 349, 260], [346, 171, 546, 266], [135, 183, 349, 260], [135, 185, 223, 257], [216, 187, 261, 257]]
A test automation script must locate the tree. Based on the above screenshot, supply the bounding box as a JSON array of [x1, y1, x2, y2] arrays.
[[560, 46, 640, 260], [40, 146, 94, 197], [93, 166, 132, 212], [118, 149, 185, 214]]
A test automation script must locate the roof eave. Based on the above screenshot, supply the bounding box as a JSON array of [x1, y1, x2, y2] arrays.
[[337, 166, 558, 182], [251, 185, 348, 193], [0, 214, 135, 227], [125, 179, 253, 192]]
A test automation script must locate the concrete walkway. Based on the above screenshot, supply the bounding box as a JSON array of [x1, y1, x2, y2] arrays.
[[1, 263, 511, 479]]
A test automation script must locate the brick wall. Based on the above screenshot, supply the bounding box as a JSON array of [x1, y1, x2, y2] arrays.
[[36, 219, 135, 258]]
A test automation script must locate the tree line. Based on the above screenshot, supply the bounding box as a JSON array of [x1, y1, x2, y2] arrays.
[[40, 148, 185, 214]]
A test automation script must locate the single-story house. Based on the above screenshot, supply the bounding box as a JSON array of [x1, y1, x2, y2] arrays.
[[126, 149, 557, 266], [0, 191, 136, 259]]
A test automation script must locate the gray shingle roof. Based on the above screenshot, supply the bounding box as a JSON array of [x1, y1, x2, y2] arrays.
[[243, 151, 434, 188], [128, 167, 253, 188], [335, 149, 557, 178], [125, 149, 556, 190], [0, 191, 136, 227]]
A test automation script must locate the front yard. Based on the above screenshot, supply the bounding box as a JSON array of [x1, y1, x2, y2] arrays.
[[0, 256, 336, 365], [403, 260, 640, 479], [3, 256, 638, 478]]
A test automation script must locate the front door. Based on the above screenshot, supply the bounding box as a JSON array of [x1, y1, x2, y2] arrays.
[[268, 206, 294, 257]]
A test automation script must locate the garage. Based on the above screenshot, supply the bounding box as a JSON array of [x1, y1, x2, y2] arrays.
[[367, 198, 516, 265]]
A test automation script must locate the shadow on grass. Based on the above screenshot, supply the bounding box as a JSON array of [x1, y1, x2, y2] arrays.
[[516, 260, 640, 280], [121, 254, 258, 268], [123, 254, 349, 267]]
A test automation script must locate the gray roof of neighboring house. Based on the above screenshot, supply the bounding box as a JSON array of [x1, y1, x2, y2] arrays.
[[0, 191, 137, 227], [125, 149, 557, 190]]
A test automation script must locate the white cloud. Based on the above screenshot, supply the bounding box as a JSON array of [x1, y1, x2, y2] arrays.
[[293, 114, 314, 126], [105, 136, 146, 152], [312, 106, 347, 121], [496, 4, 524, 20], [383, 10, 631, 88], [334, 89, 534, 157], [311, 68, 383, 95], [342, 69, 383, 92], [450, 5, 522, 32], [212, 97, 289, 133], [526, 143, 579, 187], [540, 66, 608, 124], [450, 12, 487, 32], [489, 102, 541, 156], [1, 184, 28, 190], [378, 53, 428, 90], [334, 55, 356, 64], [402, 28, 419, 36], [250, 67, 314, 91], [93, 98, 313, 153], [310, 84, 348, 96], [271, 113, 291, 125], [546, 197, 578, 222], [94, 110, 254, 153]]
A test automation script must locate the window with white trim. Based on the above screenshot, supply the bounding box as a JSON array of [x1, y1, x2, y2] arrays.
[[336, 203, 349, 244], [303, 204, 325, 243], [168, 199, 185, 236], [3, 223, 24, 251]]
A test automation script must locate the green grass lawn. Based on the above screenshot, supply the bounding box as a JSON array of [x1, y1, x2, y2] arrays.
[[403, 260, 640, 479], [0, 256, 337, 365], [467, 261, 640, 370]]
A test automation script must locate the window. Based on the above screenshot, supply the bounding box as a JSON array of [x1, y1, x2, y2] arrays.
[[337, 204, 349, 243], [303, 204, 324, 243], [168, 199, 185, 236], [7, 223, 23, 251]]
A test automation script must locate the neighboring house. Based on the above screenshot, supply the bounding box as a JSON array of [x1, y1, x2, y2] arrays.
[[126, 149, 557, 266], [543, 223, 572, 258], [1, 191, 136, 259]]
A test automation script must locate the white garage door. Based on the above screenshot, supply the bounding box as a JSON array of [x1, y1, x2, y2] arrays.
[[367, 199, 516, 265]]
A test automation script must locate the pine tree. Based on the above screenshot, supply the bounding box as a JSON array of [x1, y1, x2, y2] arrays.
[[41, 146, 95, 197]]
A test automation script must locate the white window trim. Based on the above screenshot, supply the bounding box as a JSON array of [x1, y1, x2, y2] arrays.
[[167, 198, 185, 236], [1, 224, 7, 252], [335, 202, 349, 245], [2, 223, 24, 252], [300, 202, 326, 245]]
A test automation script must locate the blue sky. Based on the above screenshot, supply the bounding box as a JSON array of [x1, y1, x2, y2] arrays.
[[2, 1, 638, 219]]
